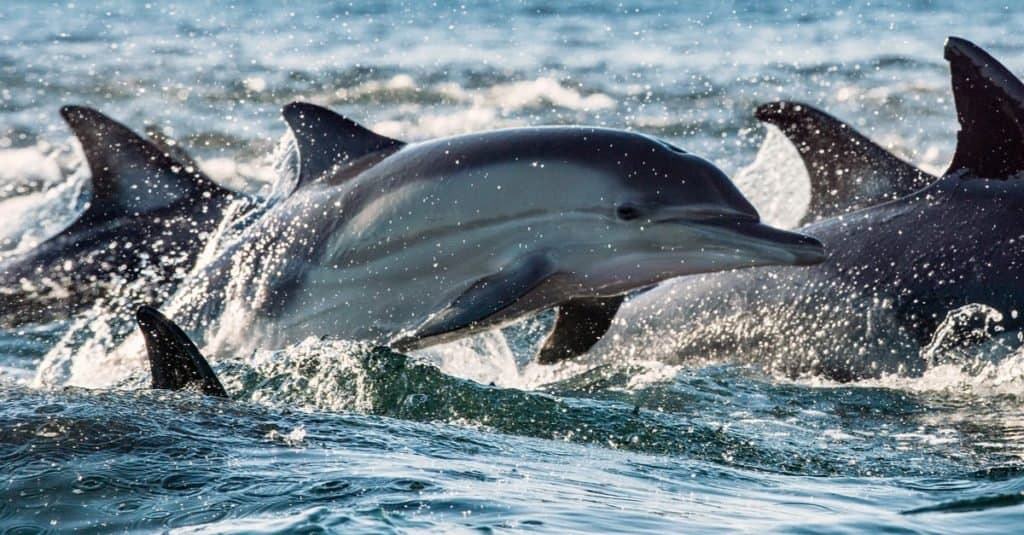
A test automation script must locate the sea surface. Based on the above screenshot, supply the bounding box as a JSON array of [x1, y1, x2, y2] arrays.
[[2, 1, 1024, 532]]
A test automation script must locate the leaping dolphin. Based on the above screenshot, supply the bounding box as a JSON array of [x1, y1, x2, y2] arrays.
[[166, 103, 825, 360], [596, 37, 1024, 380], [0, 107, 244, 328]]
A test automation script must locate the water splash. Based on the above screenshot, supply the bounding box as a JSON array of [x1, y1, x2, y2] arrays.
[[732, 124, 811, 229], [0, 144, 86, 257]]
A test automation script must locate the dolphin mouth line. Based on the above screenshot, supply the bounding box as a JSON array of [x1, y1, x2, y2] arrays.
[[664, 217, 826, 265]]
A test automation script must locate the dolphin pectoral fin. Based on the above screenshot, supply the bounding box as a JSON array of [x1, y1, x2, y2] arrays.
[[281, 102, 405, 189], [135, 306, 228, 398], [944, 37, 1024, 178], [536, 295, 625, 364], [754, 101, 934, 223], [60, 106, 232, 220], [410, 254, 559, 343]]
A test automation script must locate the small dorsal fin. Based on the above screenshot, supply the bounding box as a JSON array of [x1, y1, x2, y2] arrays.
[[60, 106, 229, 219], [944, 36, 1024, 178], [281, 102, 404, 189], [144, 125, 203, 172], [755, 101, 934, 223], [136, 306, 228, 398]]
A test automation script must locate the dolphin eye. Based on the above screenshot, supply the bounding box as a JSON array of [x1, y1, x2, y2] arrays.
[[616, 203, 642, 221]]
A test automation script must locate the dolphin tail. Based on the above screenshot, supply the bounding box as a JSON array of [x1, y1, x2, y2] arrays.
[[135, 306, 228, 398], [944, 36, 1024, 178], [754, 101, 933, 223]]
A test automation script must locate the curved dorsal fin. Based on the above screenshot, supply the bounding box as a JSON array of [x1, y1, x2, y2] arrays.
[[944, 36, 1024, 178], [136, 306, 228, 398], [144, 125, 203, 172], [755, 101, 934, 223], [281, 102, 404, 189], [60, 105, 229, 219]]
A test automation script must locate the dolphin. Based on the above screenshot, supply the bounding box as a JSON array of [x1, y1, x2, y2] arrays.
[[166, 103, 825, 360], [596, 36, 1024, 380], [0, 106, 244, 328], [136, 305, 227, 397]]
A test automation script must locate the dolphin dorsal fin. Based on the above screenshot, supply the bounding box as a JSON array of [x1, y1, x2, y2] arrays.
[[61, 105, 229, 219], [136, 306, 228, 398], [944, 36, 1024, 178], [755, 101, 934, 223], [281, 102, 404, 189], [144, 125, 204, 172]]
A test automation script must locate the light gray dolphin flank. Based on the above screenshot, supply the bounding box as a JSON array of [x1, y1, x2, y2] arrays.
[[174, 103, 825, 360]]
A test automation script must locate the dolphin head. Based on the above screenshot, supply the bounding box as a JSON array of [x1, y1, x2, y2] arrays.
[[510, 129, 827, 294]]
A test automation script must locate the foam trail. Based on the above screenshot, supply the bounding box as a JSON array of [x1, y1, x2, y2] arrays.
[[412, 331, 521, 387]]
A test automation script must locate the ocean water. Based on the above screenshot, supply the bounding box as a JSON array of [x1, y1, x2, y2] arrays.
[[2, 1, 1024, 532]]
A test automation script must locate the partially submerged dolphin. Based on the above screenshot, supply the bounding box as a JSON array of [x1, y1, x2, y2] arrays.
[[170, 103, 824, 360], [0, 106, 242, 328], [136, 305, 227, 397], [599, 37, 1024, 380]]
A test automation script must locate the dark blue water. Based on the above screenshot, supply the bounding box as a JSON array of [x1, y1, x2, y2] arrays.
[[2, 1, 1024, 532]]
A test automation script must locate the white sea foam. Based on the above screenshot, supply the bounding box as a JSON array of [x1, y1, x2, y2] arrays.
[[318, 75, 617, 140], [439, 77, 616, 113], [732, 124, 811, 229], [200, 156, 279, 194], [372, 106, 522, 140], [0, 146, 64, 188], [0, 178, 85, 257]]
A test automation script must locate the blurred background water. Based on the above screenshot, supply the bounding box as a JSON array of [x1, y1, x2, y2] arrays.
[[2, 1, 1024, 532]]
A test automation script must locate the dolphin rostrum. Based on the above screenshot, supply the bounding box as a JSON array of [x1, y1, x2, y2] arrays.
[[167, 103, 825, 360], [600, 36, 1024, 380], [0, 106, 243, 328]]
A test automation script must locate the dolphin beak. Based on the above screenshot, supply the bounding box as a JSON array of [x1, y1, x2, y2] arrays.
[[699, 219, 827, 266]]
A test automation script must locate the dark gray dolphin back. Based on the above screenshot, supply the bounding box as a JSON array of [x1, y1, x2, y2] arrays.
[[944, 36, 1024, 178], [60, 105, 233, 221], [281, 102, 405, 189], [136, 306, 228, 398], [755, 101, 934, 223]]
